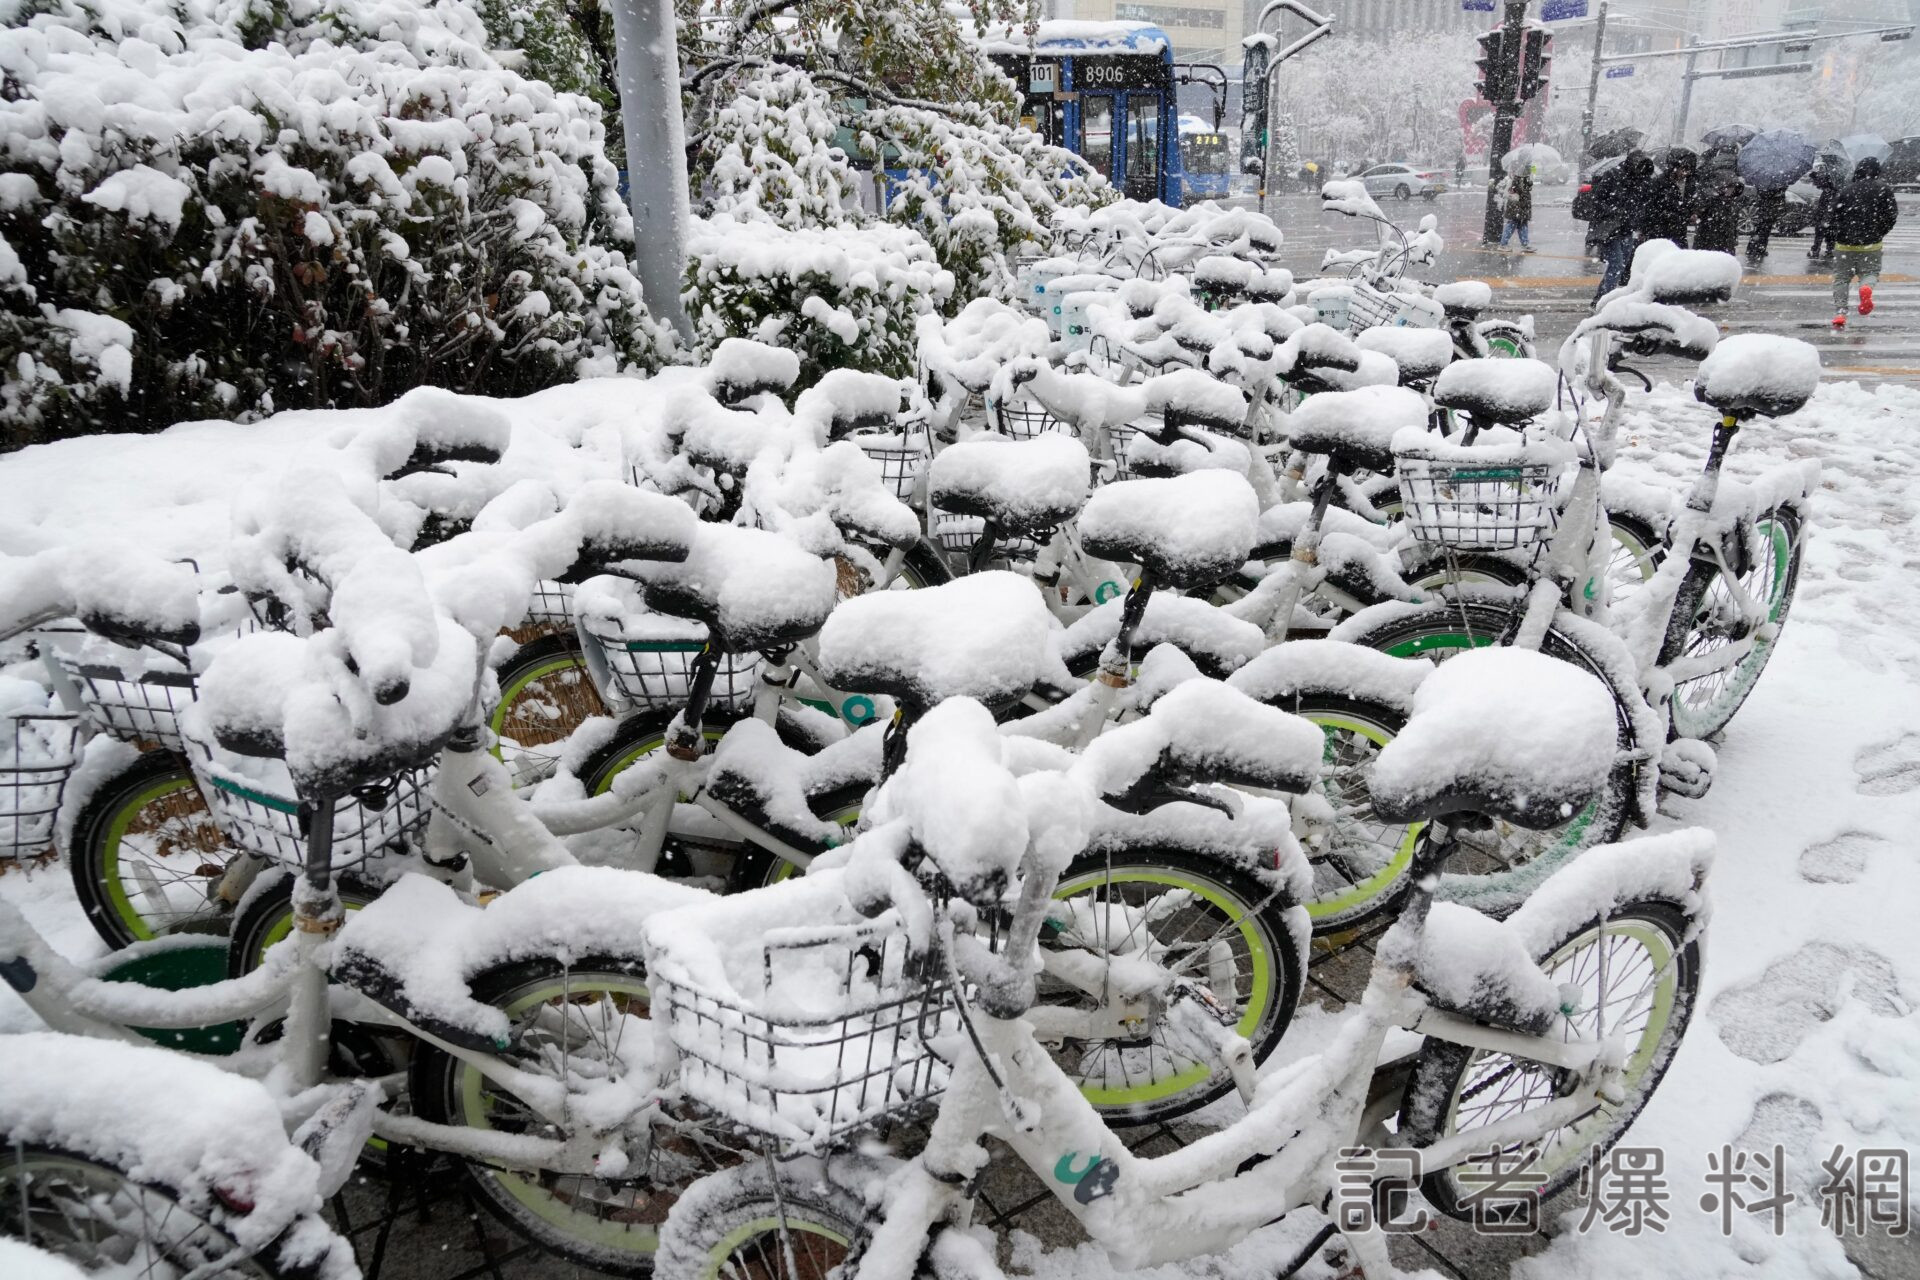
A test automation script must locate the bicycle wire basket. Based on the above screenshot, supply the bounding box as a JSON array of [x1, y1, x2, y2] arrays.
[[186, 736, 435, 870], [655, 917, 960, 1154], [581, 629, 763, 714], [1394, 445, 1564, 553], [851, 417, 931, 505], [1, 711, 81, 860], [987, 394, 1067, 441], [930, 511, 1043, 562], [523, 579, 577, 632], [50, 656, 200, 753]]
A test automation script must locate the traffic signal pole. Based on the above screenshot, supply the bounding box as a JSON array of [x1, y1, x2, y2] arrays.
[[1482, 0, 1530, 246], [1579, 0, 1609, 169]]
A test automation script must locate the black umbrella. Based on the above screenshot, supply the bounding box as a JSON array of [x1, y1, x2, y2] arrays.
[[1701, 123, 1758, 150], [1588, 127, 1644, 160], [1738, 129, 1818, 193]]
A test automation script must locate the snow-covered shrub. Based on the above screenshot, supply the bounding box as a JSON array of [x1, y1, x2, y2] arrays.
[[685, 215, 952, 389], [693, 66, 861, 227], [0, 0, 668, 448], [859, 103, 1107, 304]]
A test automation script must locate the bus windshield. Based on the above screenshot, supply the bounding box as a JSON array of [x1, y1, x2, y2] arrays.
[[1183, 132, 1230, 175]]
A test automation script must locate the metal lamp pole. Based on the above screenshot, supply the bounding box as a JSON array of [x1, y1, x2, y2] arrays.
[[1579, 0, 1609, 167]]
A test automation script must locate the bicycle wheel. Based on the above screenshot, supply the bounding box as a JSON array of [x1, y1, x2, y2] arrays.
[[1337, 603, 1634, 880], [1276, 695, 1423, 935], [1602, 511, 1662, 612], [1659, 508, 1802, 741], [655, 1160, 868, 1280], [0, 1143, 291, 1278], [1398, 899, 1701, 1220], [491, 633, 609, 787], [70, 751, 238, 949], [1043, 850, 1304, 1124], [411, 955, 741, 1275], [226, 869, 382, 978]]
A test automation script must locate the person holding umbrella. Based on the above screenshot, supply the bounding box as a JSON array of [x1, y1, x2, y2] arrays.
[[1807, 163, 1841, 264], [1738, 129, 1818, 263], [1591, 149, 1656, 305], [1498, 156, 1537, 253], [1694, 143, 1745, 253], [1644, 148, 1699, 246], [1829, 156, 1900, 327]]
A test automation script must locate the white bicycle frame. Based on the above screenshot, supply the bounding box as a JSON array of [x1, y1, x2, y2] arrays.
[[837, 880, 1625, 1280]]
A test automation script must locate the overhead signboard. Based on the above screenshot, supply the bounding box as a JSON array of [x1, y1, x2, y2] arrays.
[[1462, 0, 1496, 11], [1542, 0, 1588, 19], [1605, 64, 1634, 77]]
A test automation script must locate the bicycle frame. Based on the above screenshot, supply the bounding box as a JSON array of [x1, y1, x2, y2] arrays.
[[852, 879, 1618, 1280]]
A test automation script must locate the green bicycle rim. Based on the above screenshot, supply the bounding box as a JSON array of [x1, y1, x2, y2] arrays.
[[587, 728, 727, 797], [100, 773, 205, 944], [1048, 867, 1274, 1108], [701, 1217, 851, 1280], [1670, 517, 1792, 736], [491, 652, 600, 781], [1442, 918, 1678, 1183], [1299, 714, 1420, 923], [459, 972, 661, 1256]]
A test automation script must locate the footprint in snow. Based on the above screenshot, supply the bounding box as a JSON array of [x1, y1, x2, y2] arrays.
[[1853, 734, 1920, 796], [1710, 942, 1909, 1066], [1797, 832, 1891, 884]]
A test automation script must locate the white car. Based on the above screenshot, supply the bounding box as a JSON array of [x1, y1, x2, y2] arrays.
[[1359, 163, 1446, 201]]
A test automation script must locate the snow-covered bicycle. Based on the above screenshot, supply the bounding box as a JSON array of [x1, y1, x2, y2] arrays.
[[650, 647, 1712, 1280]]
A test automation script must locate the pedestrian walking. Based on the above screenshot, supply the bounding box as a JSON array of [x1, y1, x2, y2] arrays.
[[1829, 156, 1899, 327], [1805, 164, 1839, 263], [1693, 145, 1744, 254], [1497, 167, 1536, 252], [1642, 148, 1699, 247], [1455, 153, 1466, 188], [1746, 186, 1787, 262], [1591, 150, 1655, 306]]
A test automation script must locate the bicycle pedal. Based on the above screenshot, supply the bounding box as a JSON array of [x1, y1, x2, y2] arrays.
[[1660, 738, 1716, 800]]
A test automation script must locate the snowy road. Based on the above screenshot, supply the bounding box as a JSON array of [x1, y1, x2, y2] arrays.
[[2, 373, 1918, 1279]]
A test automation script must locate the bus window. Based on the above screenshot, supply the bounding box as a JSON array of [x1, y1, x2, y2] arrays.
[[1125, 95, 1159, 200], [1082, 94, 1114, 179]]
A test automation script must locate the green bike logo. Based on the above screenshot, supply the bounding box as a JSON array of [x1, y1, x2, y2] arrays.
[[1094, 580, 1125, 604], [1054, 1151, 1120, 1204], [841, 695, 878, 726]]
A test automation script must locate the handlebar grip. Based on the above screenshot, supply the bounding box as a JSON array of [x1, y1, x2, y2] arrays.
[[372, 676, 411, 707]]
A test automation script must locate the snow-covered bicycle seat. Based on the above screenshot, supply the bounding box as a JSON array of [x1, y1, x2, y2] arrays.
[[1081, 678, 1324, 798], [1356, 326, 1453, 386], [928, 434, 1091, 537], [816, 572, 1055, 713], [1286, 385, 1430, 475], [632, 524, 839, 655], [1432, 357, 1558, 426], [1692, 334, 1821, 422], [1077, 471, 1258, 591], [1367, 648, 1617, 830], [705, 337, 799, 406], [1059, 594, 1263, 679], [1433, 279, 1493, 320]]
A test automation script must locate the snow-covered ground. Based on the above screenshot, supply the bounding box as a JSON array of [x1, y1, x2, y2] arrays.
[[2, 374, 1917, 1279]]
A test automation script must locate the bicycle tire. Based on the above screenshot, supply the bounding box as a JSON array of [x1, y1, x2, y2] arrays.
[[1398, 899, 1701, 1221], [1658, 507, 1802, 741], [1263, 694, 1423, 936], [654, 1159, 872, 1280], [1602, 510, 1662, 612], [1335, 603, 1635, 886], [490, 632, 607, 787], [0, 1141, 339, 1279], [226, 868, 383, 979], [410, 954, 737, 1276], [1045, 850, 1305, 1125], [70, 750, 237, 949]]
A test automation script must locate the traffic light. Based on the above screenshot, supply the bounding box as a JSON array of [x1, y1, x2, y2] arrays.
[[1519, 27, 1552, 101], [1476, 28, 1514, 103]]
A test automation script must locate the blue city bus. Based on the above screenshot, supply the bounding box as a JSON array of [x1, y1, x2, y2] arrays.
[[987, 22, 1224, 206], [1179, 115, 1234, 202]]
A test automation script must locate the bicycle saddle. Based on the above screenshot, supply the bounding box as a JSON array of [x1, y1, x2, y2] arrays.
[[1367, 648, 1617, 830], [1432, 357, 1557, 426], [383, 386, 510, 478], [635, 524, 838, 655], [1691, 334, 1821, 422], [1077, 471, 1258, 591], [1082, 678, 1324, 800], [929, 434, 1091, 537], [1286, 385, 1429, 476], [816, 572, 1055, 714], [1356, 327, 1453, 387], [1433, 279, 1493, 321], [1059, 595, 1263, 679]]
